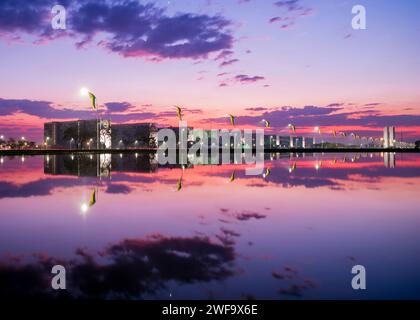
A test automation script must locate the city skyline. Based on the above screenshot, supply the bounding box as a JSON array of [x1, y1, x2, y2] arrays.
[[0, 0, 420, 142]]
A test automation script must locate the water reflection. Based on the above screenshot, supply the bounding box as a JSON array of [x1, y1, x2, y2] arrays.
[[0, 152, 419, 299], [42, 152, 402, 178], [0, 235, 235, 299]]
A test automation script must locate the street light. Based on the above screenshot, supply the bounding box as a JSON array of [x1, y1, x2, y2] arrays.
[[80, 87, 89, 96]]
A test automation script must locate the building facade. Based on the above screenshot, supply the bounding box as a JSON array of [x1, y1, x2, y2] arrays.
[[112, 123, 157, 149], [44, 119, 156, 150], [383, 126, 396, 148], [44, 119, 106, 150]]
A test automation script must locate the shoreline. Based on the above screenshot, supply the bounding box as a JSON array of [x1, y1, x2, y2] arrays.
[[0, 148, 419, 156]]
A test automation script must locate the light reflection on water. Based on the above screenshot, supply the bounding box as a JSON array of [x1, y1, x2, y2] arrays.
[[0, 152, 419, 299]]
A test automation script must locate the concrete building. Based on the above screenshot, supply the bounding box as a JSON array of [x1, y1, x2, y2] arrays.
[[44, 119, 157, 150], [383, 126, 396, 148], [278, 136, 291, 148], [264, 134, 278, 149], [292, 136, 304, 148], [44, 119, 108, 150], [303, 137, 315, 148], [112, 123, 157, 149]]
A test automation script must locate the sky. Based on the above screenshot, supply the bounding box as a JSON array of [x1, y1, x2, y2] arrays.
[[0, 0, 419, 141]]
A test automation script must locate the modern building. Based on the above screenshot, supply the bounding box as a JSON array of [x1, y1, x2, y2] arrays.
[[112, 123, 157, 149], [264, 134, 278, 149], [292, 136, 304, 148], [303, 137, 315, 148], [278, 136, 291, 148], [383, 126, 396, 148], [44, 119, 107, 149], [44, 119, 157, 150]]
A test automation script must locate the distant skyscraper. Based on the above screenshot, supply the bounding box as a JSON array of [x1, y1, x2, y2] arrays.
[[383, 126, 396, 148]]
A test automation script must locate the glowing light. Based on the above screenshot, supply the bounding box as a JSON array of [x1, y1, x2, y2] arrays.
[[0, 157, 3, 164], [81, 203, 89, 214], [80, 87, 89, 96], [21, 136, 25, 140]]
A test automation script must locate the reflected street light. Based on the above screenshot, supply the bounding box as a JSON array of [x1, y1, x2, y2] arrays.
[[81, 203, 89, 214]]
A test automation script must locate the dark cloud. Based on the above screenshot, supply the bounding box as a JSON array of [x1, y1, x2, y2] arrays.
[[0, 235, 235, 299], [274, 0, 302, 11], [105, 183, 132, 194], [214, 50, 234, 61], [0, 0, 67, 35], [0, 98, 157, 122], [245, 107, 270, 112], [104, 102, 133, 113], [363, 103, 382, 107], [219, 59, 239, 67], [270, 0, 313, 29], [206, 104, 420, 132], [234, 74, 265, 84], [0, 0, 234, 60]]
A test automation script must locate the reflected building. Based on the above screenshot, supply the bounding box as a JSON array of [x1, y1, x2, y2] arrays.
[[44, 153, 158, 177], [384, 152, 396, 168]]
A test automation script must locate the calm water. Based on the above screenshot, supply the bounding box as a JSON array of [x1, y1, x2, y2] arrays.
[[0, 152, 419, 299]]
